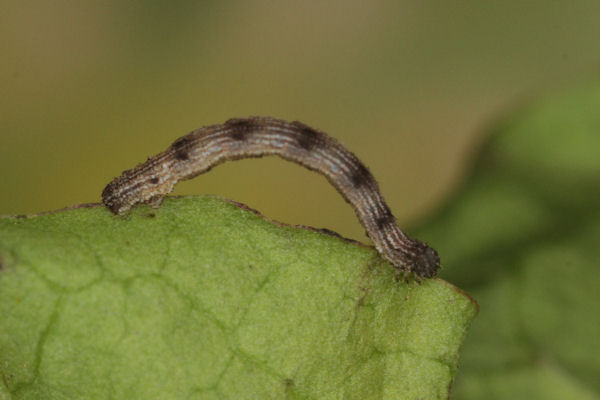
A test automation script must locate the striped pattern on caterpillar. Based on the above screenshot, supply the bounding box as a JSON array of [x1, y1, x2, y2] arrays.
[[102, 116, 440, 279]]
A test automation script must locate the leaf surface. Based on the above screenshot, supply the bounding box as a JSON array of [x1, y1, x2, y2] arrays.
[[0, 197, 476, 399]]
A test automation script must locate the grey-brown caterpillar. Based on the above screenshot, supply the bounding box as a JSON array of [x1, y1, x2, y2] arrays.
[[102, 116, 440, 279]]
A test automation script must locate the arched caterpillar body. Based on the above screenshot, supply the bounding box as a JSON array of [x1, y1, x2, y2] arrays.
[[102, 116, 440, 279]]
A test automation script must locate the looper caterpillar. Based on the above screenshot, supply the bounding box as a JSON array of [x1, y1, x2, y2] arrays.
[[102, 117, 440, 279]]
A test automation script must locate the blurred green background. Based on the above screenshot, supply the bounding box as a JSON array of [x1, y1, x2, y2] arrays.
[[3, 1, 599, 241]]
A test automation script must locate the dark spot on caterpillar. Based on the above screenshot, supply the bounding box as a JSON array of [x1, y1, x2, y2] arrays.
[[226, 118, 262, 141], [144, 212, 156, 218], [172, 137, 190, 160], [293, 121, 322, 150], [350, 163, 372, 187], [226, 118, 260, 129], [148, 177, 159, 184], [172, 137, 188, 149], [375, 206, 394, 230], [230, 130, 246, 141], [175, 150, 189, 161]]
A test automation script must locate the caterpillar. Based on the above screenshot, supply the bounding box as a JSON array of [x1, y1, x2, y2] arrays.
[[102, 116, 440, 279]]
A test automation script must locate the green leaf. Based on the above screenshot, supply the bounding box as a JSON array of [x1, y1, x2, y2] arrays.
[[415, 81, 600, 399], [0, 197, 476, 399]]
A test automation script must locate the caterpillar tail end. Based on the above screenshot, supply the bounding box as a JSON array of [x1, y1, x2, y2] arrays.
[[410, 243, 440, 279], [391, 241, 441, 282]]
